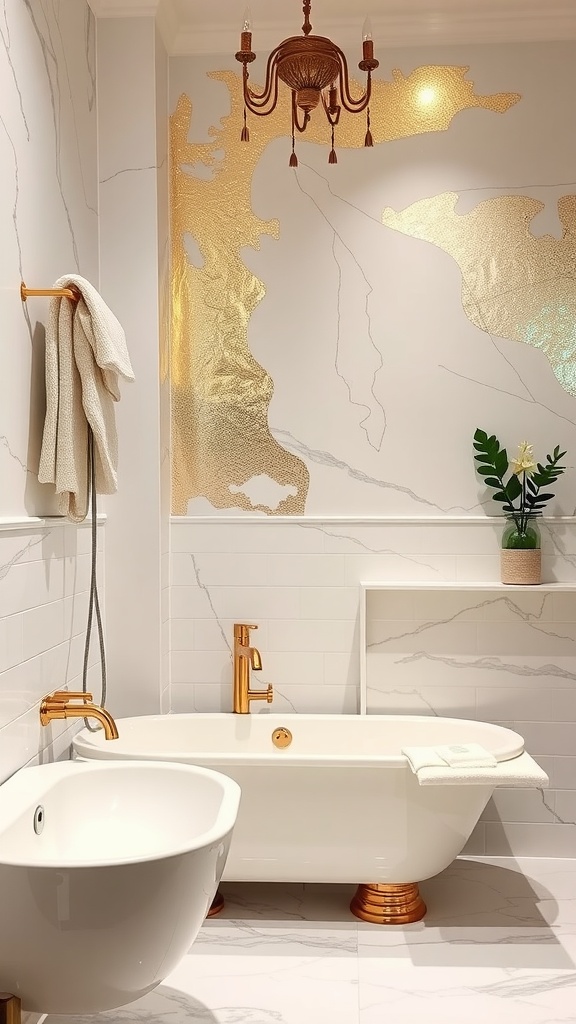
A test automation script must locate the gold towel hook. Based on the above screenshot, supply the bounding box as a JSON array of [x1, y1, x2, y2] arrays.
[[20, 281, 80, 302]]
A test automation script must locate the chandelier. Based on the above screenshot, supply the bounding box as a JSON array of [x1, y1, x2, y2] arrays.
[[235, 0, 379, 166]]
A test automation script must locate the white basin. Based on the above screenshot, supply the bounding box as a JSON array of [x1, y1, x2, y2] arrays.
[[0, 759, 240, 1014]]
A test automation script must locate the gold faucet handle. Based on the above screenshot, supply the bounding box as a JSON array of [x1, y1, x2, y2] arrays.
[[248, 684, 274, 703], [234, 623, 258, 643], [49, 690, 94, 703]]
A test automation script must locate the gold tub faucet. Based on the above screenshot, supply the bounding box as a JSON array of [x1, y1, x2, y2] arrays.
[[40, 690, 119, 740], [233, 624, 273, 714]]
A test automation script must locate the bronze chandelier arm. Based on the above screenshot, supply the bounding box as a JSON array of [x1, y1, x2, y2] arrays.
[[291, 90, 311, 132], [334, 49, 373, 113], [242, 45, 283, 111], [321, 89, 341, 127]]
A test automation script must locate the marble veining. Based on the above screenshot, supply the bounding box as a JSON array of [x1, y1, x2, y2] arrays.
[[45, 858, 576, 1024], [0, 0, 98, 518]]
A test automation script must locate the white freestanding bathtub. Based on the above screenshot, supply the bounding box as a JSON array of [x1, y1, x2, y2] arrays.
[[74, 713, 541, 907]]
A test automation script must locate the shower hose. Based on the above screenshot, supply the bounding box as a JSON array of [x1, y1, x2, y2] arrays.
[[81, 426, 107, 730]]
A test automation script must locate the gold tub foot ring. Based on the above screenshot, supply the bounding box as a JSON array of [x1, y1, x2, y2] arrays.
[[0, 994, 21, 1024], [207, 888, 225, 917], [350, 883, 426, 925]]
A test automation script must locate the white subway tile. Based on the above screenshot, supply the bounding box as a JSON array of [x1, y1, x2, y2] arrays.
[[22, 600, 66, 661], [267, 619, 358, 654], [171, 649, 232, 685], [481, 788, 555, 823], [345, 553, 456, 585], [205, 586, 301, 620], [299, 587, 359, 620], [267, 554, 346, 587], [0, 613, 23, 673], [485, 821, 576, 857], [170, 585, 211, 618]]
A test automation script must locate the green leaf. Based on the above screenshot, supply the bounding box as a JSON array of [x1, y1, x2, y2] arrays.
[[478, 466, 498, 476], [505, 475, 522, 501], [491, 491, 508, 502], [474, 428, 488, 443], [494, 450, 509, 476], [483, 476, 502, 488]]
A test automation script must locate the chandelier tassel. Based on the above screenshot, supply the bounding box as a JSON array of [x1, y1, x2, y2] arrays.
[[289, 120, 298, 167], [364, 106, 373, 148], [328, 123, 337, 164], [241, 106, 250, 143]]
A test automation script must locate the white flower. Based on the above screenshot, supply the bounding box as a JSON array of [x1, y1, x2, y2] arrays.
[[511, 441, 537, 476]]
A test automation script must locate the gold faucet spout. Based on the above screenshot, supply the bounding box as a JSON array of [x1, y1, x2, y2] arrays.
[[40, 691, 119, 740], [233, 623, 273, 713]]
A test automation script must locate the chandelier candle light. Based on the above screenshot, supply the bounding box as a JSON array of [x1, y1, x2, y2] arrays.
[[473, 428, 567, 585], [235, 0, 379, 166]]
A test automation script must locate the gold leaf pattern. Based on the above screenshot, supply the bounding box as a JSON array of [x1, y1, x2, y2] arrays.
[[382, 192, 576, 395], [170, 68, 520, 514]]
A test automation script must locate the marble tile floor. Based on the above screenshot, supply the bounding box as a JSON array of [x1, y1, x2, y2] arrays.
[[47, 857, 576, 1024]]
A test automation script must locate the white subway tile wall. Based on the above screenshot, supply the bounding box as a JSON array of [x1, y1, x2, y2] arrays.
[[0, 523, 106, 785], [171, 517, 576, 855]]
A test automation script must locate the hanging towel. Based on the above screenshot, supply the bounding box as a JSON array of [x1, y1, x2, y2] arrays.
[[402, 748, 549, 788], [38, 275, 134, 522]]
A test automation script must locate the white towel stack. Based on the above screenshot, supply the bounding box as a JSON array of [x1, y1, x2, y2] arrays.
[[401, 743, 548, 788], [38, 275, 134, 522]]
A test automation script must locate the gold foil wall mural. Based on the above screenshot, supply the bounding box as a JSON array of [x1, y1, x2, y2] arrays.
[[382, 193, 576, 396], [170, 67, 520, 515]]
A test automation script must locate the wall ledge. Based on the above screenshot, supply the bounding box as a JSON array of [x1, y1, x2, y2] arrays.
[[0, 515, 107, 533], [171, 515, 576, 526]]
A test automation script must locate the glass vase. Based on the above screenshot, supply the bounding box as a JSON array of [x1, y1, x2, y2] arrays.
[[501, 519, 541, 584]]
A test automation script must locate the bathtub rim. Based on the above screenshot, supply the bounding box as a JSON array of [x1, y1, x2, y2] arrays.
[[73, 713, 525, 770]]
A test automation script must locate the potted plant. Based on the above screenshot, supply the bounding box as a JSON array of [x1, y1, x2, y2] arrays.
[[473, 429, 567, 584]]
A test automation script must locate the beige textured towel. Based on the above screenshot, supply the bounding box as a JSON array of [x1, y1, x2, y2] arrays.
[[38, 275, 134, 522]]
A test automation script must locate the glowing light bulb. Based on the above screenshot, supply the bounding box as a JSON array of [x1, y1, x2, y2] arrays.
[[362, 17, 373, 41], [242, 6, 252, 32]]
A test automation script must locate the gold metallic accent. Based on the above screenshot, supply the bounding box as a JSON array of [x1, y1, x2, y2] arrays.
[[21, 281, 80, 303], [0, 995, 21, 1024], [233, 623, 274, 714], [170, 72, 518, 514], [235, 0, 378, 162], [206, 889, 225, 917], [382, 190, 576, 397], [350, 883, 427, 925], [272, 727, 293, 748], [40, 691, 119, 740]]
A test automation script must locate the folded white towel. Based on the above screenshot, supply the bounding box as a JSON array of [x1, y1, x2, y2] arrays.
[[38, 275, 134, 522], [401, 743, 497, 773], [403, 750, 548, 788], [434, 743, 497, 768], [401, 746, 447, 772]]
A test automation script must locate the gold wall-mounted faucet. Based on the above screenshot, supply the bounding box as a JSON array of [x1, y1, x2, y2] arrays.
[[40, 690, 119, 740], [233, 624, 273, 714]]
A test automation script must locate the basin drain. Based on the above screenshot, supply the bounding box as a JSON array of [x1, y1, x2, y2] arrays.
[[272, 727, 292, 749], [33, 805, 45, 834]]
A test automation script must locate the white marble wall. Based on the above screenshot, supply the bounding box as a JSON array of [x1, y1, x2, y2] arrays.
[[171, 517, 576, 854], [0, 0, 98, 518], [169, 42, 576, 855], [0, 519, 105, 785], [98, 17, 169, 718], [0, 0, 100, 786]]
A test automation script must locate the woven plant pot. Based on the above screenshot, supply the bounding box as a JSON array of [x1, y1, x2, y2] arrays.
[[500, 548, 541, 585]]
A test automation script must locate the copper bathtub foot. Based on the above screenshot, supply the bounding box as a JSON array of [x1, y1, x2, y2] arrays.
[[0, 994, 21, 1024], [350, 882, 426, 925], [206, 888, 225, 918]]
